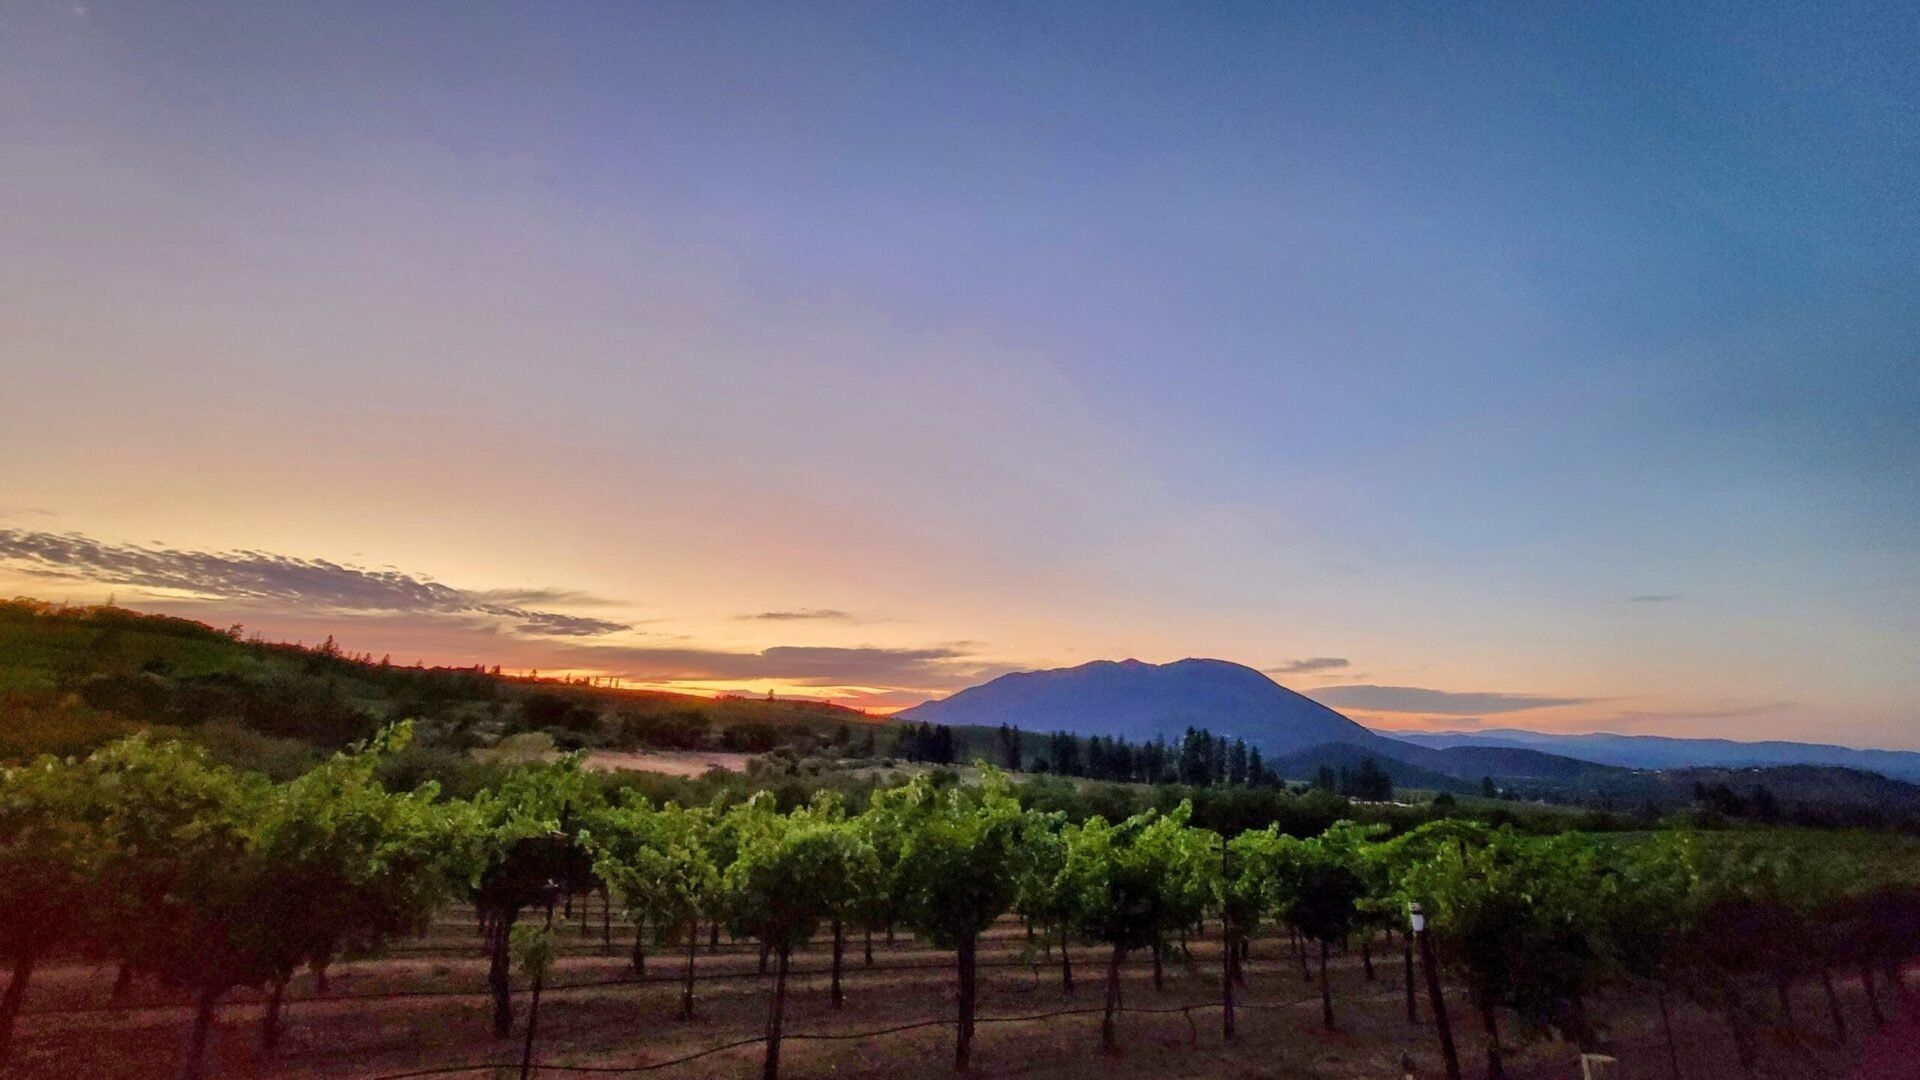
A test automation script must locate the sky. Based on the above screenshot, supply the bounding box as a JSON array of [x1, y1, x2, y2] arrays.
[[1, 1, 1915, 747]]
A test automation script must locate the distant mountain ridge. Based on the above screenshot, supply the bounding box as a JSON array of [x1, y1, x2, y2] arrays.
[[1392, 729, 1920, 784]]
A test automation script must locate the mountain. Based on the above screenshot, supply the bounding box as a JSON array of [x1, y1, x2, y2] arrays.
[[898, 658, 1374, 756], [898, 657, 1646, 789], [1392, 729, 1920, 784]]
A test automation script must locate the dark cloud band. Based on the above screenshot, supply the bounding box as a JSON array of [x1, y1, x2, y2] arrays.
[[543, 641, 1011, 690], [1268, 657, 1349, 675]]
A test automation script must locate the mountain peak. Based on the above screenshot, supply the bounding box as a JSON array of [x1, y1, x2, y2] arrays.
[[900, 657, 1368, 755]]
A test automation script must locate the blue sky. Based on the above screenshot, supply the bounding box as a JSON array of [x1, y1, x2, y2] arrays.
[[2, 1, 1915, 745]]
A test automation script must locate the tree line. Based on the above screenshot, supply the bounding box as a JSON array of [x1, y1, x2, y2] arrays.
[[891, 722, 1321, 792], [5, 732, 1919, 1079]]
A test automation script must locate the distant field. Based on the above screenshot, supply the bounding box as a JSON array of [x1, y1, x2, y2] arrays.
[[578, 748, 755, 776]]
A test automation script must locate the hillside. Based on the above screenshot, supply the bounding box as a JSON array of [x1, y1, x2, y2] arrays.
[[1379, 740, 1640, 785], [899, 658, 1373, 755], [1660, 764, 1920, 815], [0, 599, 881, 767], [1264, 741, 1473, 793], [1221, 736, 1920, 817]]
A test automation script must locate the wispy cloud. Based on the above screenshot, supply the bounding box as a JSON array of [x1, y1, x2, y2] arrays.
[[1309, 684, 1593, 715], [0, 529, 629, 637], [1627, 594, 1679, 603], [1266, 657, 1349, 675], [737, 608, 854, 622], [475, 587, 623, 608], [0, 530, 1016, 694], [509, 611, 632, 637]]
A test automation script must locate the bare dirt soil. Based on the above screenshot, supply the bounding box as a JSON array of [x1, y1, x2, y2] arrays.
[[10, 908, 1906, 1079]]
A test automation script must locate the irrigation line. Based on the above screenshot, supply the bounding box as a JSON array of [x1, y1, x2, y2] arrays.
[[357, 986, 1409, 1078], [16, 957, 1017, 1017]]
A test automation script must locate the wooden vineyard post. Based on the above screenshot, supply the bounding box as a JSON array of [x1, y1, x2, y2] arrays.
[[1412, 902, 1461, 1080]]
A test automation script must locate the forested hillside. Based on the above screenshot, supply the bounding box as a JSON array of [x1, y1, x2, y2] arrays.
[[0, 599, 880, 772]]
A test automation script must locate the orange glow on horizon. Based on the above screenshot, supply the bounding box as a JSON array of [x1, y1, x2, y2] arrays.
[[488, 670, 919, 715]]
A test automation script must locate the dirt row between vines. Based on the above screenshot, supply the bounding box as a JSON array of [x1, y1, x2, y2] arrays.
[[10, 914, 1905, 1078]]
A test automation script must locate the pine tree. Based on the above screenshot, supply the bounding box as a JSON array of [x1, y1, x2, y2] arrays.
[[997, 725, 1023, 770], [1179, 728, 1211, 786], [1052, 732, 1083, 777]]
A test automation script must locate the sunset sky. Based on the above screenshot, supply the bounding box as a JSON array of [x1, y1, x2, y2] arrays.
[[2, 2, 1915, 747]]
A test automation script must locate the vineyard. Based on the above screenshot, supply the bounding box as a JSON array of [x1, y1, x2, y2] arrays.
[[5, 728, 1920, 1079]]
